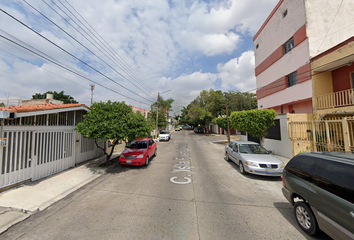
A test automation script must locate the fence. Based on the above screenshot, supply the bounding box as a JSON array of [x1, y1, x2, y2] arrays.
[[288, 116, 354, 156]]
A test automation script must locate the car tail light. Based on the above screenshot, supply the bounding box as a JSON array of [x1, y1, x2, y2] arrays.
[[281, 175, 286, 188]]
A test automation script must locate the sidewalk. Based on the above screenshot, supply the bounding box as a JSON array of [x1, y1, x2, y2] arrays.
[[0, 144, 125, 234]]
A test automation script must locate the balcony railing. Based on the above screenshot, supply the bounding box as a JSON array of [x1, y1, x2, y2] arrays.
[[316, 88, 354, 110]]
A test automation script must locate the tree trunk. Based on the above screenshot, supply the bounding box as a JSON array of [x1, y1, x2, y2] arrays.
[[259, 136, 265, 147]]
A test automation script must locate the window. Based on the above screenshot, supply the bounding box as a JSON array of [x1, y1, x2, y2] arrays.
[[350, 72, 354, 88], [284, 37, 294, 54], [314, 161, 354, 204], [285, 155, 318, 182], [287, 71, 298, 87], [283, 9, 288, 18], [256, 44, 259, 49]]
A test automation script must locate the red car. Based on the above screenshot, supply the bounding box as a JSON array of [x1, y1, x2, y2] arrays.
[[119, 138, 157, 166]]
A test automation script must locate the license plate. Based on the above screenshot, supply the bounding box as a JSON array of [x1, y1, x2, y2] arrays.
[[126, 160, 132, 164], [266, 170, 275, 174]]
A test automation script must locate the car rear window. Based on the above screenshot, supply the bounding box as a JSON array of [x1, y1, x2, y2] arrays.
[[128, 141, 147, 149], [285, 155, 318, 182], [160, 131, 169, 134], [314, 160, 354, 204]]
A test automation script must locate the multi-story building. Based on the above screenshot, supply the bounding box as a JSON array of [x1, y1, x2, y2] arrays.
[[253, 0, 354, 157]]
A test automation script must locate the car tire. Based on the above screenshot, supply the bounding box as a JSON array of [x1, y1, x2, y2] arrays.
[[294, 202, 319, 236], [145, 156, 149, 166], [239, 161, 246, 175], [226, 153, 231, 161]]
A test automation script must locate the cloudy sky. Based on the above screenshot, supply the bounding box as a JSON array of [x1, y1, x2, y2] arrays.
[[0, 0, 278, 114]]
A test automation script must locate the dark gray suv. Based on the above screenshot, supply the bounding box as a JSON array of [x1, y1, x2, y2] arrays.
[[282, 152, 354, 240]]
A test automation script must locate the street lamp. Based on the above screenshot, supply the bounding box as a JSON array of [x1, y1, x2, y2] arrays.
[[155, 89, 173, 139]]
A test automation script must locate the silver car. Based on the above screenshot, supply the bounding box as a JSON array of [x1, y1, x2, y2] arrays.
[[225, 141, 285, 177]]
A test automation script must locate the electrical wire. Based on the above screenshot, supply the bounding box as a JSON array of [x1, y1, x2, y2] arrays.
[[0, 7, 154, 103], [0, 33, 152, 106], [60, 0, 155, 93], [36, 0, 155, 101]]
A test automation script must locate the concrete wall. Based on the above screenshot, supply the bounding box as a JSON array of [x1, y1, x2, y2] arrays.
[[254, 0, 306, 65], [263, 114, 292, 158], [258, 80, 312, 110], [306, 0, 354, 57]]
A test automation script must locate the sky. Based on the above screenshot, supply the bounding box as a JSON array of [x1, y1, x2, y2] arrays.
[[0, 0, 279, 115]]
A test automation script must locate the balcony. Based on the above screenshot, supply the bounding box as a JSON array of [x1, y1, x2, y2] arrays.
[[316, 89, 354, 110]]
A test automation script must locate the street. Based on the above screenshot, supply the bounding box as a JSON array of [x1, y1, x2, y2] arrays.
[[1, 131, 331, 240]]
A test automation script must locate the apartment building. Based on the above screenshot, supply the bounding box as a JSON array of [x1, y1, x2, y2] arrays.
[[253, 0, 354, 156]]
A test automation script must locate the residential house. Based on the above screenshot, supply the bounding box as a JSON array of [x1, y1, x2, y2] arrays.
[[0, 103, 103, 189]]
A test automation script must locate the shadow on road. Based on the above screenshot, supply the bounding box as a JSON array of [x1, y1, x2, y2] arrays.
[[273, 202, 333, 240]]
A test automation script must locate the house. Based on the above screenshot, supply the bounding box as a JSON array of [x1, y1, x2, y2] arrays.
[[132, 106, 149, 118], [0, 103, 103, 190], [253, 0, 354, 157]]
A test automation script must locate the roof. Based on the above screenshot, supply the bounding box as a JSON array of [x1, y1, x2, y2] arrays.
[[0, 103, 89, 113]]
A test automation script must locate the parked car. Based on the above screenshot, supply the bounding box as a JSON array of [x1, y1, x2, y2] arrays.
[[119, 138, 157, 166], [175, 126, 182, 131], [225, 140, 284, 177], [194, 127, 203, 133], [282, 152, 354, 239], [182, 124, 193, 130], [158, 130, 171, 141]]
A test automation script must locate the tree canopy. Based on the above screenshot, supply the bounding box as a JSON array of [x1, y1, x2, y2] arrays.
[[76, 101, 152, 164], [230, 109, 276, 145], [150, 95, 174, 130], [215, 116, 228, 130], [32, 91, 78, 104]]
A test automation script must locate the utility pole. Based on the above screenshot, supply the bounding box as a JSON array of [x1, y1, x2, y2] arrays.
[[155, 90, 172, 139], [224, 92, 231, 143], [90, 84, 95, 105], [155, 92, 159, 139]]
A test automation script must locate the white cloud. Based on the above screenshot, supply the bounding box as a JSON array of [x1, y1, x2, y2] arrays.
[[217, 50, 256, 92], [0, 0, 279, 113]]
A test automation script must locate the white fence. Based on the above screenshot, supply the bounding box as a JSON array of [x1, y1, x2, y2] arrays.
[[0, 126, 103, 189]]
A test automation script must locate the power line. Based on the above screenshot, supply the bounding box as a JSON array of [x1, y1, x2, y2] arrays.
[[60, 0, 155, 94], [0, 33, 152, 106], [0, 7, 154, 104], [34, 0, 155, 101]]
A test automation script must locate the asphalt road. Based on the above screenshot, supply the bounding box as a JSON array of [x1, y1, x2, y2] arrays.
[[0, 130, 332, 240]]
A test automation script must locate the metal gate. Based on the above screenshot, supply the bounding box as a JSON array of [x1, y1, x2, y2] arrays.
[[289, 117, 354, 156], [0, 128, 75, 188]]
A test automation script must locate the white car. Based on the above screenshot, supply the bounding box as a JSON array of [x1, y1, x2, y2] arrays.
[[158, 130, 171, 141]]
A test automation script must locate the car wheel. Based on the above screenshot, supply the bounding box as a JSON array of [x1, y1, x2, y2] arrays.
[[239, 161, 246, 175], [145, 156, 149, 166], [294, 202, 319, 236]]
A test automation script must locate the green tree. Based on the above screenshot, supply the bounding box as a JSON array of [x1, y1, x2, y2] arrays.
[[126, 111, 153, 143], [230, 109, 276, 146], [0, 103, 5, 107], [76, 101, 151, 165], [226, 90, 257, 113], [215, 116, 227, 130], [32, 91, 78, 104]]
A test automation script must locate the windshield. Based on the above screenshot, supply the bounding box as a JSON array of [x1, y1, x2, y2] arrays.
[[239, 144, 269, 154], [128, 141, 147, 149], [160, 131, 170, 134]]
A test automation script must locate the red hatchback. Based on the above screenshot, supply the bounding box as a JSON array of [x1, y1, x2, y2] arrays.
[[119, 138, 157, 166]]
